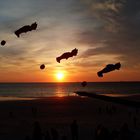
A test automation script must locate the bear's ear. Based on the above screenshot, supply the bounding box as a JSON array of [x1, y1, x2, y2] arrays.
[[115, 62, 121, 69]]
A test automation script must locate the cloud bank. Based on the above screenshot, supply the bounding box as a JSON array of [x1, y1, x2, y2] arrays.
[[77, 0, 140, 69]]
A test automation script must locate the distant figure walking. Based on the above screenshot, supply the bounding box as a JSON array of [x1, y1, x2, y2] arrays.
[[32, 121, 42, 140], [70, 120, 79, 140], [51, 128, 59, 140], [95, 124, 110, 140], [44, 130, 51, 140], [120, 123, 134, 140], [133, 116, 137, 128]]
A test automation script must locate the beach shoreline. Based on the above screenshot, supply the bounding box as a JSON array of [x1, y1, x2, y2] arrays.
[[0, 95, 139, 140], [0, 91, 140, 101]]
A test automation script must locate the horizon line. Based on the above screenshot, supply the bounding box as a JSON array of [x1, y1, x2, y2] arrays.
[[0, 81, 140, 84]]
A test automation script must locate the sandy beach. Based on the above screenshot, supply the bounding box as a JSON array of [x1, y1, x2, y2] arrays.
[[0, 96, 139, 140]]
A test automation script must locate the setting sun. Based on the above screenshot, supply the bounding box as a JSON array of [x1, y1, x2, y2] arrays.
[[56, 72, 64, 81]]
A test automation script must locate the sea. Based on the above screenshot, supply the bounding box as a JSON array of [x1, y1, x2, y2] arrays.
[[0, 82, 139, 100]]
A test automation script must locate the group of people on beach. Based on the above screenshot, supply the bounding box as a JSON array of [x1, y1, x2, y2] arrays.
[[95, 123, 135, 140], [23, 120, 136, 140], [24, 120, 78, 140]]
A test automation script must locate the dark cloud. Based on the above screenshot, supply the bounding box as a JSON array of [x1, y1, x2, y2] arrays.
[[78, 0, 140, 68]]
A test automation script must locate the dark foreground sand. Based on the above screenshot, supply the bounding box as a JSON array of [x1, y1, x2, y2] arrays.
[[0, 96, 139, 140]]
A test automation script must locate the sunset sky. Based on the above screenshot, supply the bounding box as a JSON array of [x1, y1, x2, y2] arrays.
[[0, 0, 140, 82]]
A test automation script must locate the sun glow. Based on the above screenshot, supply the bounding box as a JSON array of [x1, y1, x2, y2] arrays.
[[56, 72, 64, 81]]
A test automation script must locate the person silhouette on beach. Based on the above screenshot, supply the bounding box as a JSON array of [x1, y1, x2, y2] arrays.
[[51, 128, 59, 140], [133, 116, 137, 128], [95, 124, 110, 140], [44, 130, 51, 140], [120, 123, 134, 140], [32, 121, 42, 140], [110, 129, 119, 140], [95, 124, 102, 140], [70, 120, 79, 140], [9, 111, 14, 118]]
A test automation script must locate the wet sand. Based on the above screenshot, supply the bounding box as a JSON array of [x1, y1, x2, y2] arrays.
[[0, 96, 139, 140]]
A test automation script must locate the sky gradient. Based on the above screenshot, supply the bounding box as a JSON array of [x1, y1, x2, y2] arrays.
[[0, 0, 140, 82]]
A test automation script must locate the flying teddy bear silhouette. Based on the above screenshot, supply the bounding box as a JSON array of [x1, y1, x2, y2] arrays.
[[97, 62, 121, 77], [14, 22, 37, 38], [56, 48, 78, 63]]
